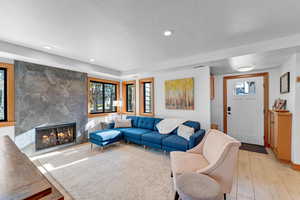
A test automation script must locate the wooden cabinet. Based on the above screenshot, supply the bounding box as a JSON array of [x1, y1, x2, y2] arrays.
[[269, 110, 292, 162]]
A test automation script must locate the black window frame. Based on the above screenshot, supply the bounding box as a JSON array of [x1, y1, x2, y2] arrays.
[[143, 82, 152, 114], [0, 67, 7, 122], [89, 80, 117, 114], [126, 83, 134, 112]]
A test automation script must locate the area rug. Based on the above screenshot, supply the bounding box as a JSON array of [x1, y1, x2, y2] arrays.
[[35, 143, 174, 200]]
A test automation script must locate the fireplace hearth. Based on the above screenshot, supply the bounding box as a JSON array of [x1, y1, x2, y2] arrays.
[[35, 122, 76, 151]]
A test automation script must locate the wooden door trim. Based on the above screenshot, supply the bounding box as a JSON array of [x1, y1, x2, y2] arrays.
[[223, 72, 269, 146]]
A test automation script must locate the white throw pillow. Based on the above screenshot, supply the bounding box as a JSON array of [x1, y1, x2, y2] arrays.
[[156, 118, 187, 134], [177, 125, 194, 140], [114, 119, 132, 128]]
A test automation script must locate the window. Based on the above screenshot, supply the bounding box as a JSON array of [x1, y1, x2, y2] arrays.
[[139, 77, 154, 116], [0, 68, 6, 121], [126, 84, 135, 112], [234, 81, 256, 96], [122, 80, 136, 114], [0, 62, 14, 127], [143, 82, 152, 113], [88, 78, 120, 117]]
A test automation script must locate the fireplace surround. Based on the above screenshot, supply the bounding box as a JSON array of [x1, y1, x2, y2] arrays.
[[35, 122, 76, 151]]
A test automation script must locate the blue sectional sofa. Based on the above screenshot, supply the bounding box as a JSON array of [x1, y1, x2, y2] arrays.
[[95, 116, 206, 152]]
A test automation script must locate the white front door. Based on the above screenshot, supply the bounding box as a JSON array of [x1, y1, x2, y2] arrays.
[[227, 76, 264, 145]]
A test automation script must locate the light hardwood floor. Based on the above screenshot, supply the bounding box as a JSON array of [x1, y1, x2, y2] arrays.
[[33, 145, 300, 200], [229, 149, 300, 200]]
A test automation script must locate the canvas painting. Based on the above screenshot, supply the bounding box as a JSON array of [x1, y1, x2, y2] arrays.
[[165, 77, 194, 110]]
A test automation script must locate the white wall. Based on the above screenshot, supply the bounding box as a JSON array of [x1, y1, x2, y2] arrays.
[[134, 67, 211, 130], [0, 126, 15, 140], [211, 68, 280, 132], [277, 55, 296, 111], [0, 57, 14, 64], [293, 54, 300, 164]]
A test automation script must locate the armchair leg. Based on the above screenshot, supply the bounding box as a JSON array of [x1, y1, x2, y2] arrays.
[[91, 143, 93, 151], [171, 172, 173, 177], [224, 193, 226, 200], [174, 191, 179, 200]]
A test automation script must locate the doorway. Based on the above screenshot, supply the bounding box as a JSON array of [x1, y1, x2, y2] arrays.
[[223, 73, 269, 146]]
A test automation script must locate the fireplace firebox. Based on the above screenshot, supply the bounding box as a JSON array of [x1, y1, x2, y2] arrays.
[[35, 122, 76, 151]]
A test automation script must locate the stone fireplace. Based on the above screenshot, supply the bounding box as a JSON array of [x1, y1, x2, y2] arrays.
[[14, 61, 88, 154], [35, 122, 76, 151]]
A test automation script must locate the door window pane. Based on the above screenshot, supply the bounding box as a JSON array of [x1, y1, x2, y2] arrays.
[[0, 69, 6, 121], [234, 81, 256, 96]]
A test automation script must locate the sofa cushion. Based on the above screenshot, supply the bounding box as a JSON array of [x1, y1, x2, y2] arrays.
[[162, 135, 189, 151], [137, 117, 155, 130], [153, 118, 163, 131], [127, 116, 140, 127], [170, 151, 209, 175], [90, 130, 121, 142], [142, 131, 170, 144], [121, 128, 152, 139]]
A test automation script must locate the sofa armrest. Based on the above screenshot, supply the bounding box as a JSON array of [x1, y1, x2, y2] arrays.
[[189, 129, 206, 149]]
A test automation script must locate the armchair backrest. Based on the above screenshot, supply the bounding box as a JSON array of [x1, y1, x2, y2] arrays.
[[202, 130, 239, 164], [199, 130, 241, 193]]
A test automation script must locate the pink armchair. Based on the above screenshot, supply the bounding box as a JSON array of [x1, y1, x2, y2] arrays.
[[170, 129, 241, 198]]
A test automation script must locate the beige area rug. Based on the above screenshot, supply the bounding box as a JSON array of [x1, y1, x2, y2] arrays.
[[35, 143, 175, 200]]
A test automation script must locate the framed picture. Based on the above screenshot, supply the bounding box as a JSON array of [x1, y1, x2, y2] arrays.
[[272, 98, 287, 111], [165, 77, 194, 110], [280, 72, 290, 94]]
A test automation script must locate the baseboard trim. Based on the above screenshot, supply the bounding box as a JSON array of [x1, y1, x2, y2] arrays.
[[291, 162, 300, 171]]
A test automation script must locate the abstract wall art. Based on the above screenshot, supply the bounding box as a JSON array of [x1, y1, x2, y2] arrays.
[[165, 77, 194, 110]]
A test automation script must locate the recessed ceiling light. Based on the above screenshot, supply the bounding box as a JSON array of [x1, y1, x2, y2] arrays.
[[43, 46, 52, 50], [237, 66, 255, 72], [89, 58, 95, 62], [163, 30, 173, 36]]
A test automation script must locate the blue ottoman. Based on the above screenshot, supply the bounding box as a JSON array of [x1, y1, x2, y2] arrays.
[[89, 130, 122, 150]]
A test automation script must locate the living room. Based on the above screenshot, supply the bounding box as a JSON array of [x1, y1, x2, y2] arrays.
[[1, 1, 300, 200]]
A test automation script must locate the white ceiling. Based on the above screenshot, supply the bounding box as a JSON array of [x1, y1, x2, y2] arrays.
[[209, 48, 298, 75], [1, 0, 300, 74]]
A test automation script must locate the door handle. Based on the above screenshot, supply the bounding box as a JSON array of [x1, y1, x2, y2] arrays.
[[227, 106, 231, 115]]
